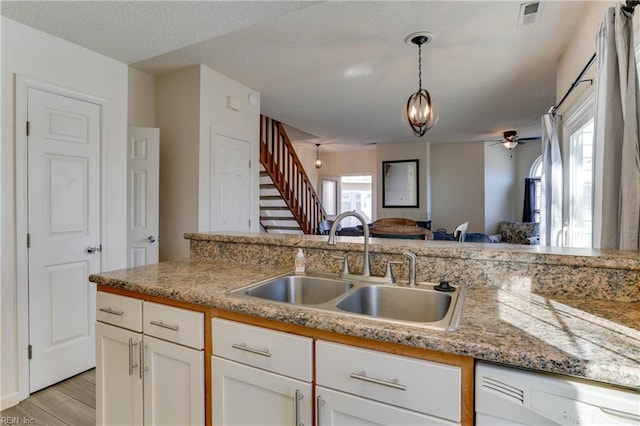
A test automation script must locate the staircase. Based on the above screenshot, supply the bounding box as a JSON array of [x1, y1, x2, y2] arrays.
[[259, 115, 326, 234]]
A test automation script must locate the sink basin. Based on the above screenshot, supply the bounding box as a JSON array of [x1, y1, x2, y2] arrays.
[[336, 285, 451, 323], [243, 275, 353, 305], [230, 273, 466, 331]]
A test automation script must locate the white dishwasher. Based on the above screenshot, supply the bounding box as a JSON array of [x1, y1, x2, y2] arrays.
[[475, 362, 640, 425]]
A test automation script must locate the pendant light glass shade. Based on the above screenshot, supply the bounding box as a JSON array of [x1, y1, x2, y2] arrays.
[[405, 33, 437, 137], [314, 144, 322, 169]]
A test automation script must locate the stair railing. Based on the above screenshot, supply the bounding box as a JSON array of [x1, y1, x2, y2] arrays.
[[260, 115, 326, 234]]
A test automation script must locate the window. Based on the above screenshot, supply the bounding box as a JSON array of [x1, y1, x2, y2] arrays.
[[528, 156, 543, 223], [320, 174, 373, 228], [567, 119, 594, 248]]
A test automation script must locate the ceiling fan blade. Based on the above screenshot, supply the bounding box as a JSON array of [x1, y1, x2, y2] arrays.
[[518, 136, 542, 142]]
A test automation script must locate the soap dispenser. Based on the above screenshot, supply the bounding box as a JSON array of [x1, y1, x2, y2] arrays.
[[294, 248, 306, 275]]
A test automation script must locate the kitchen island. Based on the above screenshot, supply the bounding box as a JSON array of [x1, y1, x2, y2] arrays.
[[90, 232, 640, 425]]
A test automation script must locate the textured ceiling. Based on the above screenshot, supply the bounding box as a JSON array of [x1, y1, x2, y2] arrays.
[[1, 1, 588, 148]]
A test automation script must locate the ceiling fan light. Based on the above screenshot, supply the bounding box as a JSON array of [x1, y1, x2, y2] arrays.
[[502, 140, 518, 150]]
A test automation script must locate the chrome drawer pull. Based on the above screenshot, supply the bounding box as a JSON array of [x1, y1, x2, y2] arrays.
[[294, 389, 303, 426], [231, 342, 272, 357], [128, 338, 139, 376], [349, 371, 407, 391], [149, 320, 179, 331], [99, 307, 124, 316], [139, 341, 148, 379], [316, 396, 324, 425]]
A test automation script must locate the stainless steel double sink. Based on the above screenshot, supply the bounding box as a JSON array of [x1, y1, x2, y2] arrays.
[[228, 273, 466, 331]]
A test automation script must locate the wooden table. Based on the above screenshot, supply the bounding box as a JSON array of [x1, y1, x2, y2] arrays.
[[370, 225, 432, 240]]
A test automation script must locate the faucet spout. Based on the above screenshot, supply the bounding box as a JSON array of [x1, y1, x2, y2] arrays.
[[403, 251, 418, 286], [327, 211, 371, 277]]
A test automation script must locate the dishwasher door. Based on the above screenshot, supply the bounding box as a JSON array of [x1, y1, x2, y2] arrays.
[[475, 362, 640, 425]]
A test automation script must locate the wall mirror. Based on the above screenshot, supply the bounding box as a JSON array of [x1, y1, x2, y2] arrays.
[[382, 159, 419, 208]]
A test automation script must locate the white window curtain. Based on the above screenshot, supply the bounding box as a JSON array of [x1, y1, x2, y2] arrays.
[[592, 5, 640, 250], [540, 113, 564, 246]]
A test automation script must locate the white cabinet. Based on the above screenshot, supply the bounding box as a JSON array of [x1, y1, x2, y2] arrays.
[[96, 292, 204, 426], [316, 341, 461, 426], [316, 386, 452, 426], [96, 321, 143, 425], [212, 318, 313, 425]]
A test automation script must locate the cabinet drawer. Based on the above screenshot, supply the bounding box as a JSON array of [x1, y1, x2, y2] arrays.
[[212, 318, 312, 382], [96, 291, 143, 332], [316, 341, 461, 422], [143, 302, 204, 349]]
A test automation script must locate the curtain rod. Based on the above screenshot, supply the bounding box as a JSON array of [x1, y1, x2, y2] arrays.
[[547, 1, 638, 115], [547, 53, 596, 115]]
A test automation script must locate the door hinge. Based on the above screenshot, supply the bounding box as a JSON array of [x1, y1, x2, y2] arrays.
[[27, 233, 31, 248], [26, 121, 30, 136], [28, 344, 32, 360], [248, 219, 251, 227], [248, 160, 251, 169]]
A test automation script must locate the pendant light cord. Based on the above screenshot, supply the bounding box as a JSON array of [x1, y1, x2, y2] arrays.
[[417, 43, 422, 92]]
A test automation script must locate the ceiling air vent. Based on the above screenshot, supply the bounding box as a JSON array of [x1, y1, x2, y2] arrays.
[[518, 1, 541, 26]]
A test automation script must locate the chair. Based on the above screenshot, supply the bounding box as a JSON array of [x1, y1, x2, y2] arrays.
[[453, 222, 468, 242], [318, 220, 340, 235], [372, 218, 417, 227]]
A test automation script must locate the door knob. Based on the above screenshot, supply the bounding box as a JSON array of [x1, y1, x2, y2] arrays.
[[87, 245, 102, 254], [147, 236, 157, 243]]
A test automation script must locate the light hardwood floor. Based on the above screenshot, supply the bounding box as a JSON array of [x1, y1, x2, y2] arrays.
[[1, 369, 95, 425]]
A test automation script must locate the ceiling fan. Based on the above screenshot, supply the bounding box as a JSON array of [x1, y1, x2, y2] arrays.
[[491, 130, 541, 150]]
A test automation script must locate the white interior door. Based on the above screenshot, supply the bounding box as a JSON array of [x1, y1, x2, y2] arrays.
[[27, 87, 101, 392], [210, 133, 251, 231], [127, 127, 160, 267]]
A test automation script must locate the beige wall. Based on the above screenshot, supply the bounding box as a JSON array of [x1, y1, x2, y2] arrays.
[[1, 17, 128, 408], [128, 67, 157, 127], [157, 66, 202, 261], [555, 2, 612, 115], [484, 144, 517, 234], [431, 143, 485, 233]]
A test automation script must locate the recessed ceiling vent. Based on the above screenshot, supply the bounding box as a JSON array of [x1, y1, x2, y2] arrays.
[[518, 1, 541, 26]]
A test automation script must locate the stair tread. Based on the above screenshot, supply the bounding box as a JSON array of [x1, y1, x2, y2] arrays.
[[260, 216, 295, 221], [260, 206, 290, 210], [260, 195, 285, 200], [264, 225, 303, 230]]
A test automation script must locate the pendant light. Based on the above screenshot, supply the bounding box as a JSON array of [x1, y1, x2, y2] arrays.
[[404, 32, 437, 137], [314, 143, 323, 169]]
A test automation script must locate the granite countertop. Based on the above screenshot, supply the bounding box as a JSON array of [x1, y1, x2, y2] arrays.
[[89, 258, 640, 391]]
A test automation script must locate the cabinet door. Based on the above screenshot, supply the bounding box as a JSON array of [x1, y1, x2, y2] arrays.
[[213, 356, 312, 426], [316, 386, 458, 426], [96, 322, 143, 426], [143, 335, 204, 425]]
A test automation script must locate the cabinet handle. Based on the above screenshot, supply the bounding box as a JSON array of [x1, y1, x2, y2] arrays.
[[295, 389, 303, 426], [128, 338, 139, 376], [349, 371, 407, 391], [231, 343, 271, 357], [139, 341, 148, 379], [316, 396, 324, 426], [149, 320, 179, 331], [99, 307, 124, 316]]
